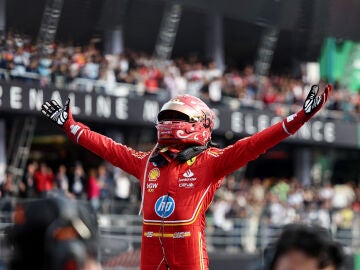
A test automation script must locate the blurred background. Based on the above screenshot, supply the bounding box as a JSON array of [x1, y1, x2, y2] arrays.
[[0, 0, 359, 269]]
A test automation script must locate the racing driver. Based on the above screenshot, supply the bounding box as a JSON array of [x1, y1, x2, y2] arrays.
[[41, 84, 331, 270]]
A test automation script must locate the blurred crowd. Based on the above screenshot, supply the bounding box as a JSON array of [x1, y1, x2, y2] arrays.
[[0, 160, 140, 215], [208, 174, 360, 252], [0, 32, 359, 122], [1, 159, 359, 253]]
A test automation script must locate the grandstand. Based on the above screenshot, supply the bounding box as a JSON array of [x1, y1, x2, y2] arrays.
[[0, 0, 359, 269]]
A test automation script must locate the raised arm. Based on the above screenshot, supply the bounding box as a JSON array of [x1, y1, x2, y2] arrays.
[[41, 98, 148, 179], [211, 84, 332, 179]]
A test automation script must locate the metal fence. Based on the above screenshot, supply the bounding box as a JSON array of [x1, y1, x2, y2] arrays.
[[97, 213, 357, 251]]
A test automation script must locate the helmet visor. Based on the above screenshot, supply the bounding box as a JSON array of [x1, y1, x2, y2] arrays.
[[157, 110, 190, 122], [157, 101, 203, 123]]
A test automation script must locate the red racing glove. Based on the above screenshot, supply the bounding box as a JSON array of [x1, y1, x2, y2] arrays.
[[41, 98, 88, 143], [283, 84, 332, 135]]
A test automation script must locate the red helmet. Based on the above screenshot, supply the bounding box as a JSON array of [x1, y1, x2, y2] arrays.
[[156, 95, 215, 145]]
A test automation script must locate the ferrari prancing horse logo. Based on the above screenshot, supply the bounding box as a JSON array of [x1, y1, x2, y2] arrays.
[[186, 156, 196, 166]]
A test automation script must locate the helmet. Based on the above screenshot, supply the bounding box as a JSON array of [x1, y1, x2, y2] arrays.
[[156, 95, 215, 145]]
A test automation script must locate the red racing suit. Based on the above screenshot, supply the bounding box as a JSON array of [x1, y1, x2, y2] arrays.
[[64, 113, 305, 269]]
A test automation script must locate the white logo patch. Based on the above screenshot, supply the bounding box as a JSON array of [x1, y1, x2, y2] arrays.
[[183, 169, 194, 178], [286, 113, 297, 123], [179, 169, 197, 187], [70, 124, 81, 135]]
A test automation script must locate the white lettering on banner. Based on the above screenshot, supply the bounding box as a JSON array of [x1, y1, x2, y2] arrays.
[[324, 123, 335, 143], [0, 82, 341, 145], [231, 112, 243, 133], [298, 124, 311, 140], [68, 93, 80, 115], [297, 121, 336, 143], [0, 86, 3, 106], [212, 108, 220, 129], [230, 112, 336, 143], [115, 98, 128, 119], [29, 88, 43, 110], [96, 96, 111, 118], [10, 86, 22, 109], [245, 114, 256, 134], [312, 121, 323, 141], [258, 114, 269, 131], [85, 95, 92, 115], [294, 122, 336, 142], [143, 100, 159, 122]]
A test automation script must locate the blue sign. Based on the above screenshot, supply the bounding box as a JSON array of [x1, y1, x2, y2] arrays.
[[155, 195, 175, 218]]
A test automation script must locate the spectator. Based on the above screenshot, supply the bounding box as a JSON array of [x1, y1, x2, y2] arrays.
[[268, 194, 286, 227], [33, 162, 54, 197], [96, 58, 116, 94], [317, 201, 332, 230], [1, 171, 15, 199], [70, 162, 86, 199], [260, 224, 345, 270], [55, 164, 70, 196], [143, 66, 162, 95], [114, 171, 131, 203], [319, 183, 334, 204], [332, 183, 355, 210], [116, 53, 130, 77], [18, 161, 37, 198], [163, 65, 187, 97], [6, 196, 101, 270], [38, 54, 53, 85], [212, 192, 234, 232], [97, 164, 113, 213], [86, 168, 100, 212], [287, 183, 304, 210], [334, 205, 354, 247], [82, 55, 100, 80], [12, 46, 29, 76], [271, 178, 290, 203], [244, 178, 265, 252]]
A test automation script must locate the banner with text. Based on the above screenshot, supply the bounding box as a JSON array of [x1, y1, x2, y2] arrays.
[[0, 81, 358, 148]]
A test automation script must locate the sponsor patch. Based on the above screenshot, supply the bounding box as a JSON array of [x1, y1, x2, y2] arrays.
[[286, 113, 297, 122], [148, 168, 160, 181], [179, 182, 194, 188], [183, 169, 194, 178], [70, 124, 81, 135], [144, 231, 191, 238], [155, 195, 175, 218], [179, 169, 197, 183], [146, 182, 158, 192]]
